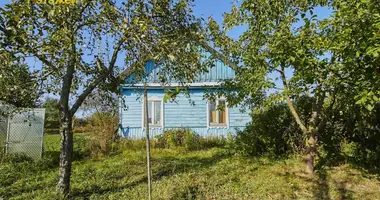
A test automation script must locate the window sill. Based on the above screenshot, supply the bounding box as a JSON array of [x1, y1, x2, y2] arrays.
[[208, 124, 228, 128], [145, 126, 162, 128]]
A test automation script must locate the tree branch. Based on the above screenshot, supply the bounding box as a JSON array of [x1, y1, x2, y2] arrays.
[[279, 66, 308, 133], [197, 41, 239, 71], [0, 25, 56, 69], [309, 82, 326, 131], [73, 1, 92, 34], [316, 87, 339, 133], [60, 35, 77, 115], [70, 37, 125, 115], [70, 70, 105, 115]]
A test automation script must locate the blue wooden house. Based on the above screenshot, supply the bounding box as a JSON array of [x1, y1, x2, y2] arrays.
[[119, 60, 251, 139]]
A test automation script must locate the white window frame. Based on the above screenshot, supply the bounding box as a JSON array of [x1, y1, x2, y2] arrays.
[[141, 96, 164, 128], [207, 98, 229, 128]]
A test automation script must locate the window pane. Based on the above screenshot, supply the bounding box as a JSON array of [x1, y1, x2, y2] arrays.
[[147, 101, 152, 124], [218, 100, 226, 124], [219, 110, 226, 124], [154, 101, 161, 125], [209, 101, 217, 123]]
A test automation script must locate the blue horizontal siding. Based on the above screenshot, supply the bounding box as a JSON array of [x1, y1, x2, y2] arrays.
[[119, 127, 246, 139], [119, 88, 250, 138], [125, 60, 235, 84], [229, 107, 251, 126]]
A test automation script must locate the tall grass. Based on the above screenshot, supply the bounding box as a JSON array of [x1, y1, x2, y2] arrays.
[[1, 131, 380, 199], [1, 134, 380, 199]]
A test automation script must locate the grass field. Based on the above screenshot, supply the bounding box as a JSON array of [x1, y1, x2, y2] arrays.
[[0, 134, 380, 199]]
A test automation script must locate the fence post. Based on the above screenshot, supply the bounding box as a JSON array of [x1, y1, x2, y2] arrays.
[[5, 115, 10, 154]]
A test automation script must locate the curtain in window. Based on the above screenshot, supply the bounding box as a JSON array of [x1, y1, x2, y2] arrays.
[[209, 101, 217, 123]]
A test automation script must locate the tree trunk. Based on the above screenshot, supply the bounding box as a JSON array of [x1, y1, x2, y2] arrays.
[[144, 89, 152, 200], [57, 110, 74, 197], [305, 130, 317, 174]]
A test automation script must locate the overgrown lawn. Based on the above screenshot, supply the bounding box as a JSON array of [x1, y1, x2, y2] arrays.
[[0, 134, 379, 199]]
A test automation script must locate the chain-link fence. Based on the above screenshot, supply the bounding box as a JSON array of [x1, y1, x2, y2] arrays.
[[0, 108, 45, 160]]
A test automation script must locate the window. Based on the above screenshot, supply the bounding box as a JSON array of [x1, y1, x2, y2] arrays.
[[144, 100, 163, 127], [208, 99, 228, 127]]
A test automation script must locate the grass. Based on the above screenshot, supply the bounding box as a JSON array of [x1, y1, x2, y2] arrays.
[[0, 134, 380, 199]]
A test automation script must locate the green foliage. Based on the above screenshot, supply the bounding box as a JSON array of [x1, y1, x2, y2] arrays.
[[0, 151, 59, 191], [0, 0, 210, 103], [208, 0, 380, 123], [330, 0, 380, 109], [204, 0, 380, 173], [0, 153, 34, 164], [199, 136, 226, 149], [318, 97, 380, 169], [72, 117, 89, 133], [117, 139, 147, 151], [155, 128, 201, 150], [41, 98, 60, 133], [83, 112, 119, 157], [0, 53, 39, 109], [228, 98, 312, 157], [1, 135, 380, 199], [0, 0, 212, 192]]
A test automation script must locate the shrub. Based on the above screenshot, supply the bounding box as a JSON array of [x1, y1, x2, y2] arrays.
[[73, 117, 90, 133], [228, 99, 309, 157], [155, 128, 201, 150], [319, 101, 380, 169], [85, 112, 119, 157], [200, 136, 227, 149]]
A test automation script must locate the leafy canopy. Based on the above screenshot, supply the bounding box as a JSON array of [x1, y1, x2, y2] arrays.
[[0, 0, 209, 114], [209, 0, 379, 115]]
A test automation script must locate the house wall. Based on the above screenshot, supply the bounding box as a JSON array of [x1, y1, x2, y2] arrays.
[[119, 88, 251, 139]]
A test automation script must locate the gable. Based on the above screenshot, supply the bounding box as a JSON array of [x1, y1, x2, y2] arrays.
[[125, 59, 235, 84]]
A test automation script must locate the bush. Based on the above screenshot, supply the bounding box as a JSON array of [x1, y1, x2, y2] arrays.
[[200, 136, 226, 149], [85, 112, 119, 157], [155, 128, 201, 150], [319, 101, 380, 169], [73, 117, 90, 133], [228, 99, 310, 157]]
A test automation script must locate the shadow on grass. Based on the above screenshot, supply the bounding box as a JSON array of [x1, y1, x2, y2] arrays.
[[314, 168, 330, 200], [313, 167, 356, 200], [317, 153, 380, 181], [69, 151, 229, 199], [276, 162, 356, 200], [347, 160, 380, 179], [275, 169, 332, 200], [313, 166, 355, 200]]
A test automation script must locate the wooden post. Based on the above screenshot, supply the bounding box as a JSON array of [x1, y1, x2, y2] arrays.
[[144, 88, 152, 200]]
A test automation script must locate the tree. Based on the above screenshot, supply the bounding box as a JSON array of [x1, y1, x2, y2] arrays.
[[0, 0, 208, 196], [0, 52, 39, 110], [328, 0, 380, 109], [206, 0, 379, 174]]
